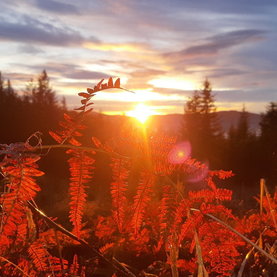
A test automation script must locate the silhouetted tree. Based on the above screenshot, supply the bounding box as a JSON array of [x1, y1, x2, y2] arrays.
[[225, 107, 260, 197], [31, 70, 58, 107], [183, 79, 223, 167], [259, 102, 277, 185]]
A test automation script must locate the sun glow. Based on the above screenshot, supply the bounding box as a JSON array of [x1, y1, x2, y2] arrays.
[[126, 103, 156, 123]]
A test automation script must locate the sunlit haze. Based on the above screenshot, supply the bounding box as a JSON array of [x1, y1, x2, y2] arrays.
[[126, 103, 158, 123]]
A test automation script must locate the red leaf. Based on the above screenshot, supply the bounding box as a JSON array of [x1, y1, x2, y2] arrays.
[[114, 78, 120, 88], [81, 99, 88, 105], [108, 77, 113, 88], [87, 87, 94, 94], [49, 131, 63, 143], [68, 138, 81, 146], [91, 137, 102, 148], [74, 106, 86, 111], [95, 79, 104, 90], [78, 92, 91, 98], [63, 113, 73, 122], [101, 83, 108, 90], [83, 108, 93, 114]]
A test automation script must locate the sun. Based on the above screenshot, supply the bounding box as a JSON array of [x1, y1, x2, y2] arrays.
[[126, 103, 155, 123]]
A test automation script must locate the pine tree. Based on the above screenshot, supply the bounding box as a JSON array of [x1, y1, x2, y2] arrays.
[[236, 105, 251, 142], [259, 102, 277, 185], [0, 72, 3, 93], [225, 107, 260, 195], [183, 79, 222, 167], [31, 70, 58, 107]]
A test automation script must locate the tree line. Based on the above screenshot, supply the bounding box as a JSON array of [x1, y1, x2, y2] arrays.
[[0, 70, 65, 144], [183, 80, 277, 198]]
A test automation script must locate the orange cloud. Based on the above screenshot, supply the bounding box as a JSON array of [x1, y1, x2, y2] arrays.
[[83, 41, 152, 53]]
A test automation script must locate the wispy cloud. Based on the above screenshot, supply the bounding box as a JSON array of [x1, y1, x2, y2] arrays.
[[35, 0, 79, 14], [0, 15, 98, 46], [164, 29, 266, 61], [64, 70, 109, 80]]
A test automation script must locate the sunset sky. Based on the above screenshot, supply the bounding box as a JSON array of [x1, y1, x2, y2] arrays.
[[1, 0, 277, 115]]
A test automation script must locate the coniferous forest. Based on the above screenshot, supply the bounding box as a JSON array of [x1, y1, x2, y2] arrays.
[[0, 72, 276, 276]]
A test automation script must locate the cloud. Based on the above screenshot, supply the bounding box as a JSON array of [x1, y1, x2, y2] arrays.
[[64, 70, 110, 80], [149, 86, 277, 104], [84, 41, 152, 53], [215, 89, 277, 103], [18, 44, 44, 54], [35, 0, 79, 14], [0, 15, 98, 46], [165, 29, 266, 60], [27, 63, 110, 80], [126, 68, 166, 89], [206, 68, 248, 79], [1, 72, 35, 81]]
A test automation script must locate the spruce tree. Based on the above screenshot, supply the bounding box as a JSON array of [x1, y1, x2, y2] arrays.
[[259, 102, 277, 185], [31, 70, 58, 107], [183, 79, 222, 167]]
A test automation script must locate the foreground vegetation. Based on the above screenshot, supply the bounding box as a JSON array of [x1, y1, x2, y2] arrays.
[[0, 78, 276, 276]]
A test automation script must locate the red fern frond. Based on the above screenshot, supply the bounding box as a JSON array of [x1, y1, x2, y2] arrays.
[[0, 192, 25, 239], [0, 149, 43, 248], [69, 254, 79, 276], [28, 240, 50, 272], [75, 77, 122, 111], [172, 198, 189, 231], [1, 153, 44, 200], [189, 188, 233, 203], [132, 172, 155, 234], [150, 134, 177, 175], [198, 221, 242, 276], [49, 112, 86, 146], [159, 184, 178, 239], [49, 256, 68, 272], [178, 212, 203, 244], [99, 242, 115, 254], [110, 158, 129, 233], [67, 149, 94, 237]]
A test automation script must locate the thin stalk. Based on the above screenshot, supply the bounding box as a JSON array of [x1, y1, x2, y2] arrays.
[[263, 181, 277, 231], [259, 179, 265, 248], [36, 144, 129, 159], [194, 234, 205, 277], [194, 231, 209, 277], [0, 256, 31, 277], [237, 230, 267, 277], [168, 236, 179, 277], [190, 208, 277, 264], [27, 201, 136, 277], [54, 229, 65, 273]]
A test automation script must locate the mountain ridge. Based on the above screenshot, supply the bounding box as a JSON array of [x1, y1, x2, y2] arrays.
[[92, 110, 261, 135]]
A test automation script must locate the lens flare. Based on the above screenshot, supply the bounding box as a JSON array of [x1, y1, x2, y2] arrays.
[[168, 141, 191, 164], [186, 162, 209, 183]]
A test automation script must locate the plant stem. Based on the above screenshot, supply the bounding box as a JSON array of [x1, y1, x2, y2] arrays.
[[0, 256, 31, 277], [34, 144, 130, 159]]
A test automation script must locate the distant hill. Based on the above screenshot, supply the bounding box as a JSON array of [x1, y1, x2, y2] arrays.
[[146, 111, 261, 135], [92, 111, 261, 135]]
